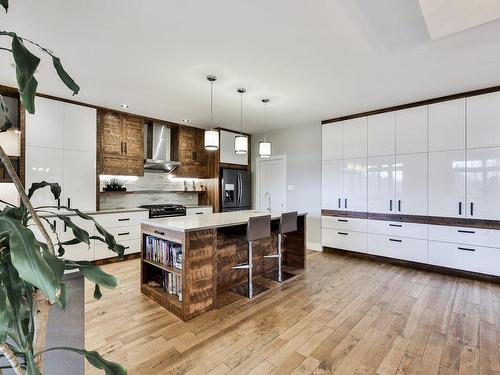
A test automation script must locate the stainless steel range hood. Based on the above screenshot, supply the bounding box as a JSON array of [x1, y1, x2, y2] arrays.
[[144, 123, 181, 173]]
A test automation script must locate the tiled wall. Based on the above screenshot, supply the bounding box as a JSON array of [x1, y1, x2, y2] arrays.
[[99, 173, 207, 210]]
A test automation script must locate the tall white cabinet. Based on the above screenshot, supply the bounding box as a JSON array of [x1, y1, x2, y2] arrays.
[[25, 97, 96, 210]]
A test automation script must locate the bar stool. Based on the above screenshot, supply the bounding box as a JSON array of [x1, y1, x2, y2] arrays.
[[231, 215, 271, 299], [264, 211, 298, 282]]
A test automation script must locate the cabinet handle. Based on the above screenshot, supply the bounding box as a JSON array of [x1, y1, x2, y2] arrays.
[[67, 198, 71, 209], [398, 200, 401, 212], [57, 198, 61, 209], [338, 219, 348, 222], [344, 198, 347, 209], [458, 202, 462, 216], [154, 230, 165, 236], [389, 224, 402, 227], [64, 222, 67, 233], [458, 247, 475, 252], [390, 200, 393, 211], [470, 202, 474, 216], [389, 238, 402, 243], [124, 142, 127, 154], [53, 220, 57, 232], [338, 198, 341, 209], [338, 232, 348, 236], [124, 246, 130, 250], [118, 232, 130, 236], [118, 218, 130, 222], [121, 142, 124, 154], [458, 230, 475, 234]]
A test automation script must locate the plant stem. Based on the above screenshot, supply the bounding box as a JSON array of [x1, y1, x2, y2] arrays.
[[0, 344, 24, 375], [33, 289, 50, 371]]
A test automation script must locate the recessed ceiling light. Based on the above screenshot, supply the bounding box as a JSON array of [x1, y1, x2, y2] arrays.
[[182, 119, 190, 123], [120, 104, 129, 109]]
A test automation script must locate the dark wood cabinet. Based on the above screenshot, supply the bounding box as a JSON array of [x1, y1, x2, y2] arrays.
[[97, 110, 144, 176], [171, 126, 207, 178]]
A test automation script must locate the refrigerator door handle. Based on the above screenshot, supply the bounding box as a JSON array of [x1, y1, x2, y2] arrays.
[[236, 172, 241, 207]]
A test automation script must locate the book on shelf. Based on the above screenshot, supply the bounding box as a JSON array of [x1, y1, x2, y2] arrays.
[[145, 235, 183, 269], [161, 270, 183, 301]]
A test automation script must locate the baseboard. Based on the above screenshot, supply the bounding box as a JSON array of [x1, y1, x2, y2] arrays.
[[307, 242, 322, 251]]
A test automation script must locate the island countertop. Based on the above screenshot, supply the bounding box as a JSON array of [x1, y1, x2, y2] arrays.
[[142, 210, 307, 232]]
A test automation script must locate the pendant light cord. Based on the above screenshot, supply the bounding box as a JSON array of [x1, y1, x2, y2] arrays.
[[210, 80, 214, 129], [264, 100, 268, 140], [240, 91, 243, 135]]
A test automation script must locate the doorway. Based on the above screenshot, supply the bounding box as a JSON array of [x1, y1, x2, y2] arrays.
[[255, 155, 287, 212]]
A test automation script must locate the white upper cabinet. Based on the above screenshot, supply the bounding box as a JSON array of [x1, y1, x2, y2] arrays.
[[466, 147, 500, 220], [367, 112, 395, 157], [322, 159, 344, 210], [395, 106, 428, 154], [343, 117, 367, 159], [220, 130, 248, 165], [63, 103, 97, 152], [395, 153, 427, 215], [367, 155, 395, 214], [343, 158, 367, 212], [322, 123, 343, 160], [467, 92, 500, 149], [26, 97, 64, 149], [428, 99, 465, 152], [63, 150, 96, 211], [428, 150, 466, 218]]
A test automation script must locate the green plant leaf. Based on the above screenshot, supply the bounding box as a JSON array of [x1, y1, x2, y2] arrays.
[[0, 0, 8, 12], [57, 282, 69, 310], [94, 284, 102, 300], [0, 285, 12, 343], [52, 56, 79, 95], [11, 34, 40, 114], [26, 352, 42, 375], [0, 94, 13, 132], [28, 181, 61, 200], [0, 216, 59, 302], [77, 263, 117, 289]]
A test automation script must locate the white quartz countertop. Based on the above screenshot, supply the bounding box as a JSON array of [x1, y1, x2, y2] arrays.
[[142, 210, 306, 232]]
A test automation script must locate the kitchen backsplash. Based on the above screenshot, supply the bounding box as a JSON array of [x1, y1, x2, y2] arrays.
[[99, 173, 206, 210]]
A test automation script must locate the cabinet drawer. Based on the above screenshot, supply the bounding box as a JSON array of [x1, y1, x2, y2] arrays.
[[367, 234, 427, 263], [367, 220, 427, 239], [322, 228, 367, 253], [428, 225, 500, 249], [322, 216, 367, 232], [63, 243, 95, 262], [93, 211, 148, 229], [104, 225, 141, 241], [428, 241, 500, 276], [186, 207, 213, 215], [95, 239, 141, 260]]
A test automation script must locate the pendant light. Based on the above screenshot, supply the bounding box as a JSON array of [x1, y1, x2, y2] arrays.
[[204, 75, 219, 151], [234, 88, 248, 154], [259, 98, 272, 158]]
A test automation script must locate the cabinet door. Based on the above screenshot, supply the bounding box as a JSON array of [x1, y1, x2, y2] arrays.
[[26, 97, 64, 149], [123, 115, 144, 158], [58, 216, 95, 261], [467, 92, 500, 149], [63, 150, 96, 211], [428, 99, 465, 152], [367, 112, 395, 157], [466, 147, 500, 220], [428, 150, 466, 218], [395, 106, 428, 154], [63, 103, 96, 152], [343, 158, 367, 212], [322, 159, 343, 210], [322, 123, 343, 160], [343, 118, 367, 159], [25, 146, 64, 207], [395, 153, 427, 215], [367, 155, 395, 214], [99, 111, 124, 156]]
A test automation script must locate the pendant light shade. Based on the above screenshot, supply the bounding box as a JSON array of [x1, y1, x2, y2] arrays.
[[234, 88, 248, 154], [204, 75, 219, 151], [259, 98, 272, 158]]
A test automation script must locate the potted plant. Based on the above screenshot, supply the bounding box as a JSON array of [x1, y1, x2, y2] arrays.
[[0, 2, 126, 374], [103, 178, 126, 192]]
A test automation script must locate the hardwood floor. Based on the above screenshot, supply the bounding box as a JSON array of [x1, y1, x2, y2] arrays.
[[85, 251, 500, 375]]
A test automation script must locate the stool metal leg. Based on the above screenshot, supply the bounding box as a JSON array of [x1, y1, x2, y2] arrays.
[[277, 234, 283, 282], [248, 241, 253, 299], [264, 233, 295, 283]]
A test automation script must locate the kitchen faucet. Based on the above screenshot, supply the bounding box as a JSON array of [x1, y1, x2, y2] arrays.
[[265, 192, 271, 213]]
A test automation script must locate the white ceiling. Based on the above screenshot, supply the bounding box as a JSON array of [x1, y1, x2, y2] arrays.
[[2, 0, 500, 133]]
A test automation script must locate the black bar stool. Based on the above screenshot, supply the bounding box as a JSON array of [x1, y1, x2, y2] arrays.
[[264, 211, 297, 282], [231, 215, 271, 299]]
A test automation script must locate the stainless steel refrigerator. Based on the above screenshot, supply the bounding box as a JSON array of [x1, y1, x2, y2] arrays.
[[221, 168, 251, 211]]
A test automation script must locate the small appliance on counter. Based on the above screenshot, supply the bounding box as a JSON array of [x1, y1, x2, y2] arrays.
[[139, 204, 186, 218], [221, 168, 251, 212]]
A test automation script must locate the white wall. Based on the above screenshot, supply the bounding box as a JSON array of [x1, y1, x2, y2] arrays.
[[251, 123, 322, 250]]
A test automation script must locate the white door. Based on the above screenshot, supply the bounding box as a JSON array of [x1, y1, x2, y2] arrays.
[[466, 147, 500, 220], [428, 150, 466, 218], [395, 153, 427, 215], [467, 92, 500, 149], [26, 97, 64, 149], [322, 123, 343, 160], [428, 99, 466, 152], [343, 117, 367, 159], [25, 146, 64, 208], [367, 112, 395, 157], [63, 103, 97, 152], [257, 156, 286, 212], [322, 159, 344, 210], [367, 155, 395, 214], [343, 158, 367, 212], [63, 150, 96, 211], [395, 106, 428, 154]]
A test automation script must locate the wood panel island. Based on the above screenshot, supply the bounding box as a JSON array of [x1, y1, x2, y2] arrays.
[[140, 210, 307, 320]]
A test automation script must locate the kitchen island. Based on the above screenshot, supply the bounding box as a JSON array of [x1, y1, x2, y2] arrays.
[[140, 210, 307, 320]]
